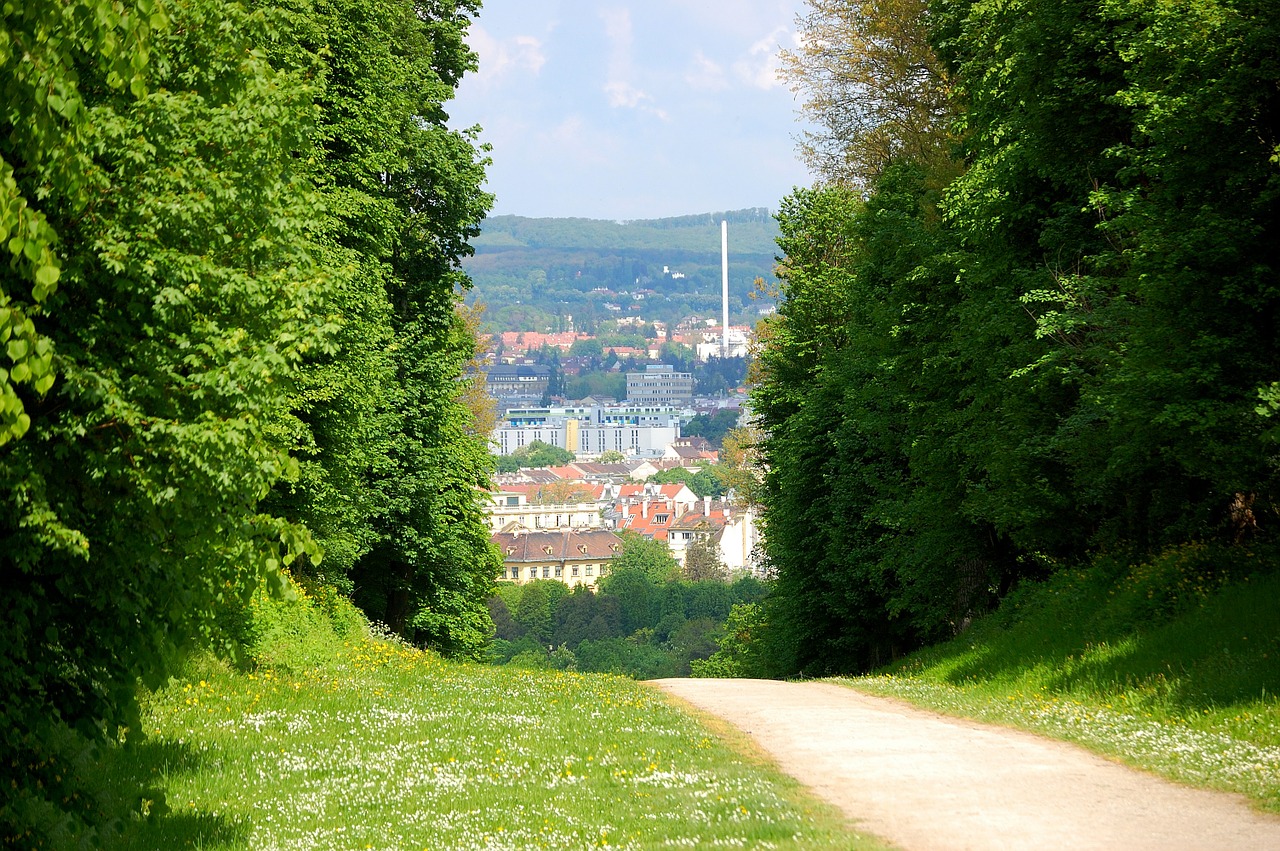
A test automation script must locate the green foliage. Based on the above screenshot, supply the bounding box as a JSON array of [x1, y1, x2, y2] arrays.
[[603, 531, 681, 584], [1, 0, 330, 839], [513, 579, 571, 644], [692, 358, 749, 399], [496, 438, 575, 471], [247, 0, 500, 658], [650, 465, 725, 498], [682, 539, 728, 582], [463, 211, 782, 332], [1, 0, 497, 840], [681, 407, 743, 447], [574, 638, 678, 679], [1, 0, 164, 445], [488, 572, 768, 679], [565, 370, 626, 402], [693, 602, 773, 679], [471, 209, 781, 253], [755, 0, 1280, 676]]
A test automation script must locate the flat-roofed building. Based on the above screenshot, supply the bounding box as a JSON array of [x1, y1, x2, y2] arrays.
[[492, 406, 681, 458], [485, 364, 551, 412], [626, 364, 694, 406]]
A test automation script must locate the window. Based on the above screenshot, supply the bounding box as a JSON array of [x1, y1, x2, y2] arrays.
[[528, 567, 539, 580], [543, 566, 551, 578], [585, 566, 594, 576], [571, 567, 580, 577], [555, 566, 563, 577], [510, 567, 519, 579]]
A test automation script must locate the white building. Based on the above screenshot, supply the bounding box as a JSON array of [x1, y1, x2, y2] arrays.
[[694, 326, 752, 361], [492, 409, 681, 458], [486, 490, 604, 534], [626, 364, 694, 405]]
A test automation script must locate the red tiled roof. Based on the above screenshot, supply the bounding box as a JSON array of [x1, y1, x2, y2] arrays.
[[498, 331, 587, 353], [613, 501, 678, 540]]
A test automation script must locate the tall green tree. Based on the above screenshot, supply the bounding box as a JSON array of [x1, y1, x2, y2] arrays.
[[1, 0, 161, 447], [309, 0, 500, 657], [2, 0, 325, 838], [756, 0, 1279, 676], [244, 0, 500, 656]]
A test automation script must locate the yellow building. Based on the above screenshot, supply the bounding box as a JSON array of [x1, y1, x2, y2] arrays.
[[492, 528, 622, 588]]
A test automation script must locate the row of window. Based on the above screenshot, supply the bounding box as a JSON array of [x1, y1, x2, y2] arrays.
[[507, 564, 601, 580]]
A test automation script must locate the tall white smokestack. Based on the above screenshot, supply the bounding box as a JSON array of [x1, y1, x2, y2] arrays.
[[721, 220, 729, 359]]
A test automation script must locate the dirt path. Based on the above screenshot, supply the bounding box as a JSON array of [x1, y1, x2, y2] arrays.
[[651, 678, 1280, 851]]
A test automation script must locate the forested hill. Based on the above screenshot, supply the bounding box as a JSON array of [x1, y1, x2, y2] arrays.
[[463, 209, 782, 332], [471, 208, 781, 253]]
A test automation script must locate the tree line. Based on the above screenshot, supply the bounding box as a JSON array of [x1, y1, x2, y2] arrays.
[[490, 534, 769, 678], [748, 0, 1279, 675], [2, 0, 497, 839]]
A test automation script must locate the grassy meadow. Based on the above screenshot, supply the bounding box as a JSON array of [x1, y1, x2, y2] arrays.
[[87, 541, 1280, 848], [94, 579, 875, 851], [837, 542, 1280, 812]]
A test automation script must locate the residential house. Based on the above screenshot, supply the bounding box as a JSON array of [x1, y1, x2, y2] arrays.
[[666, 497, 761, 574], [662, 436, 719, 466], [485, 487, 604, 535], [492, 528, 622, 588]]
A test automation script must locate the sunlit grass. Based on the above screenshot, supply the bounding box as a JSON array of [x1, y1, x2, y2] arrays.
[[103, 621, 867, 849], [835, 545, 1280, 812]]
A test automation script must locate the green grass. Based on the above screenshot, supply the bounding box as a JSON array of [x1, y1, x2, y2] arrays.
[[98, 581, 876, 850], [834, 543, 1280, 812]]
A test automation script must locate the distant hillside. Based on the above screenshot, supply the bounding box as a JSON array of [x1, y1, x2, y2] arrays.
[[463, 209, 782, 334], [471, 208, 781, 254]]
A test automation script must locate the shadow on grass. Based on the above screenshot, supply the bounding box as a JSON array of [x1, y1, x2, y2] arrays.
[[96, 737, 251, 850], [891, 560, 1280, 715], [113, 810, 250, 851]]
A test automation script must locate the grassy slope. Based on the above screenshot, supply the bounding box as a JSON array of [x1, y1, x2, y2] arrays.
[[99, 580, 880, 850], [838, 544, 1280, 812]]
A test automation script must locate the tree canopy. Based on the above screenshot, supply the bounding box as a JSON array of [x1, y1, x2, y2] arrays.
[[495, 439, 575, 471], [755, 0, 1280, 675], [1, 0, 496, 839]]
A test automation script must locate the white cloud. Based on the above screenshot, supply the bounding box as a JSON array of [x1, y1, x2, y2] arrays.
[[600, 7, 634, 47], [468, 25, 547, 86], [538, 115, 619, 168], [685, 51, 729, 92], [732, 26, 790, 91], [603, 81, 670, 121], [599, 7, 669, 121], [604, 80, 645, 110]]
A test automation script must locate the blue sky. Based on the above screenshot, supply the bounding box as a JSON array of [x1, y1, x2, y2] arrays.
[[447, 1, 815, 221]]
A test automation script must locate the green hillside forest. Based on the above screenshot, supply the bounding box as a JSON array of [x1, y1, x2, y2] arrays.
[[463, 210, 782, 332]]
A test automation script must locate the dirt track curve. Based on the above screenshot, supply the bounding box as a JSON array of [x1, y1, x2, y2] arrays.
[[651, 678, 1280, 851]]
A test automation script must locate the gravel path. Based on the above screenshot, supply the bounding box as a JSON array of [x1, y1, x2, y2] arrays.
[[651, 678, 1280, 851]]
